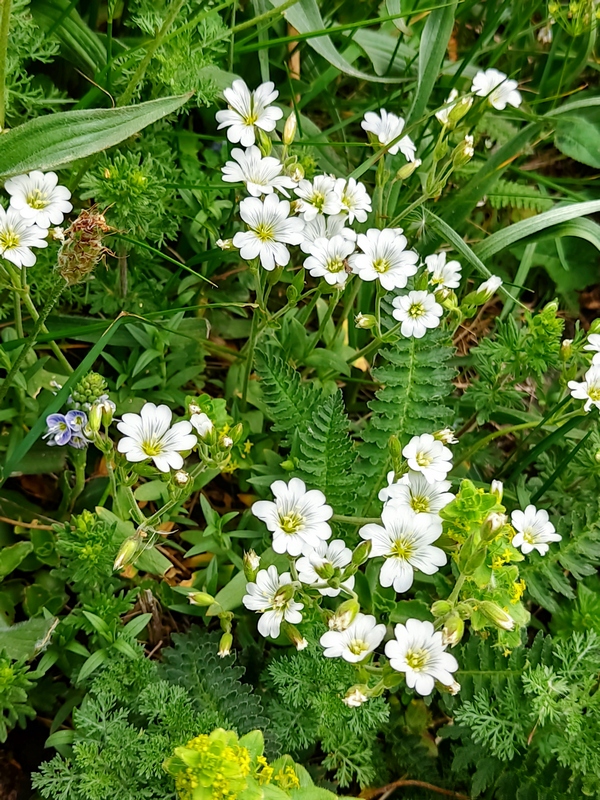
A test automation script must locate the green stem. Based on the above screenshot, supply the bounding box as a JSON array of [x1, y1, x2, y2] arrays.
[[66, 448, 87, 514], [304, 288, 342, 357], [332, 514, 380, 525], [333, 277, 361, 342], [0, 278, 67, 406], [453, 421, 540, 469], [241, 299, 260, 411], [0, 0, 12, 129], [13, 266, 23, 339], [118, 0, 186, 106], [448, 574, 466, 606]]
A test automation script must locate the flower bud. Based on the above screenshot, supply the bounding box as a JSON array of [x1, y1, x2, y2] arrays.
[[314, 561, 335, 580], [395, 159, 421, 180], [58, 210, 111, 285], [286, 284, 299, 304], [243, 550, 260, 582], [343, 685, 369, 707], [283, 112, 298, 145], [113, 536, 142, 571], [355, 312, 377, 329], [482, 512, 507, 542], [352, 540, 372, 566], [256, 127, 272, 157], [388, 435, 402, 460], [442, 614, 465, 646], [479, 601, 515, 631], [88, 403, 103, 433], [452, 135, 474, 168], [282, 622, 307, 650], [433, 428, 458, 445], [290, 164, 305, 182], [329, 598, 360, 631], [433, 138, 449, 161], [221, 435, 234, 448], [447, 680, 461, 695], [218, 632, 233, 657], [191, 412, 213, 438], [228, 423, 244, 445], [560, 339, 573, 361], [490, 480, 503, 502], [477, 275, 503, 301], [188, 402, 202, 415], [189, 591, 216, 607], [431, 600, 453, 617], [216, 238, 234, 250], [174, 470, 190, 487], [274, 583, 296, 605]]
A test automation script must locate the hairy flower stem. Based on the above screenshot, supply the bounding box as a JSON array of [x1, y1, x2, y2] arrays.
[[0, 0, 12, 129], [13, 267, 23, 339], [447, 574, 466, 606], [0, 277, 67, 407], [332, 514, 381, 524]]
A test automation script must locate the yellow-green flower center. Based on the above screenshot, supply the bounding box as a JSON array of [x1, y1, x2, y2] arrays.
[[522, 529, 536, 545], [255, 222, 275, 242], [415, 451, 432, 467], [410, 495, 431, 513], [373, 258, 391, 274], [390, 537, 414, 560], [327, 257, 345, 273], [408, 302, 425, 319], [348, 638, 369, 656], [310, 191, 326, 211], [405, 648, 429, 671], [279, 511, 304, 534], [0, 229, 20, 250], [142, 439, 164, 457], [26, 188, 49, 209], [588, 386, 600, 401]]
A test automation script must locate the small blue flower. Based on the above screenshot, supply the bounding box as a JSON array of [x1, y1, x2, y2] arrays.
[[66, 410, 88, 433], [44, 410, 90, 448]]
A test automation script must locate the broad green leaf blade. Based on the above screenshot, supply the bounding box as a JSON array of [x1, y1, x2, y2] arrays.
[[0, 617, 57, 660], [31, 0, 107, 74], [474, 201, 600, 261], [0, 541, 34, 578], [407, 0, 458, 126], [554, 109, 600, 169], [268, 0, 403, 83], [0, 95, 191, 179]]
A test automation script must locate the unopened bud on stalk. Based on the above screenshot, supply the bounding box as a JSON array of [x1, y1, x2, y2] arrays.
[[314, 561, 335, 580], [388, 435, 402, 460], [243, 550, 261, 582], [189, 591, 216, 607], [282, 622, 307, 650], [343, 685, 370, 707], [352, 540, 372, 566], [174, 470, 190, 487], [560, 339, 573, 361], [283, 112, 298, 145], [482, 512, 507, 542], [476, 275, 503, 301], [218, 632, 233, 657], [447, 680, 461, 695], [433, 428, 458, 445], [88, 403, 103, 433], [256, 127, 272, 157], [191, 412, 213, 438], [395, 159, 421, 180], [290, 164, 305, 182], [490, 480, 503, 502], [216, 238, 234, 250], [329, 598, 360, 631], [452, 135, 475, 168], [274, 583, 296, 605], [431, 600, 453, 617], [442, 614, 465, 646], [479, 601, 515, 631], [58, 209, 111, 285], [448, 97, 473, 128], [355, 312, 377, 329], [221, 435, 234, 448], [228, 423, 244, 445], [114, 536, 142, 571]]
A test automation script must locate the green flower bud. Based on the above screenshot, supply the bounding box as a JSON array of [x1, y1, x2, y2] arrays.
[[431, 600, 453, 617], [442, 614, 465, 646], [481, 512, 507, 542], [281, 622, 308, 650], [243, 550, 260, 582], [352, 540, 372, 566], [329, 598, 360, 631], [479, 601, 515, 631], [560, 339, 573, 361], [388, 435, 402, 460], [256, 127, 272, 157], [274, 583, 296, 605], [283, 112, 298, 146], [314, 561, 335, 580], [113, 536, 142, 571], [395, 158, 421, 180], [490, 480, 503, 502], [88, 403, 103, 433], [355, 313, 377, 329], [218, 632, 233, 657], [189, 592, 216, 607]]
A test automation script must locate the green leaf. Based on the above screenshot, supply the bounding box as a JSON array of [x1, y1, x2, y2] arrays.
[[407, 0, 458, 126], [77, 648, 108, 683], [0, 541, 34, 578], [554, 108, 600, 168], [0, 617, 56, 660], [0, 95, 191, 179], [268, 0, 402, 83], [135, 545, 172, 576], [31, 0, 107, 74]]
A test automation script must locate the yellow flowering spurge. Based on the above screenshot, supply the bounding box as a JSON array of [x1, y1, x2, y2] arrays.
[[549, 0, 600, 35], [439, 480, 530, 647], [164, 729, 307, 800]]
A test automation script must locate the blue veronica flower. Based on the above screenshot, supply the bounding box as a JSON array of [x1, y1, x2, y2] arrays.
[[44, 410, 90, 448]]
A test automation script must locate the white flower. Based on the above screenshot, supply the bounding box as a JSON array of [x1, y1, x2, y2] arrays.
[[537, 23, 553, 45], [221, 146, 296, 197], [216, 79, 283, 147], [392, 290, 443, 338], [232, 194, 304, 271], [361, 109, 416, 161], [304, 235, 354, 287], [252, 477, 332, 557], [402, 434, 453, 484], [584, 334, 600, 365], [5, 171, 73, 229], [435, 89, 459, 125], [296, 539, 355, 597], [294, 175, 341, 220], [380, 471, 454, 517], [359, 507, 446, 593], [190, 412, 214, 437], [333, 178, 372, 224], [385, 619, 459, 696], [242, 566, 303, 638], [568, 366, 600, 412], [511, 505, 561, 556], [343, 687, 369, 707], [349, 228, 418, 291], [299, 214, 355, 253], [471, 68, 522, 110], [0, 206, 47, 267], [116, 402, 197, 473], [320, 613, 386, 663], [425, 252, 462, 290], [476, 275, 503, 300]]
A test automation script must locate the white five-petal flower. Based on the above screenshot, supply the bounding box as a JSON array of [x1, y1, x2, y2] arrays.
[[5, 171, 73, 228], [568, 366, 600, 412], [232, 194, 304, 271], [471, 68, 522, 110], [425, 252, 462, 290], [361, 109, 416, 161], [360, 507, 446, 593], [349, 228, 418, 291], [385, 619, 459, 696], [242, 566, 304, 638], [294, 175, 341, 220], [296, 539, 355, 597], [299, 214, 356, 254], [380, 471, 454, 517], [116, 402, 197, 473], [435, 89, 459, 126], [221, 146, 297, 197], [0, 207, 47, 267], [333, 178, 372, 224], [252, 477, 333, 557], [402, 434, 453, 484], [584, 334, 600, 366], [190, 412, 214, 437], [320, 613, 386, 663], [304, 235, 355, 287], [511, 505, 561, 556], [476, 275, 503, 300], [216, 79, 283, 146], [392, 290, 443, 338]]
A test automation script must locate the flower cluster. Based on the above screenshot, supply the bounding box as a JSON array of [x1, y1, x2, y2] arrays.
[[0, 171, 72, 267], [569, 331, 600, 412]]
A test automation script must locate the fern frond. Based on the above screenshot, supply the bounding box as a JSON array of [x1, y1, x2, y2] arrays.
[[254, 344, 319, 444], [296, 390, 357, 514], [358, 330, 455, 509], [487, 179, 553, 212]]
